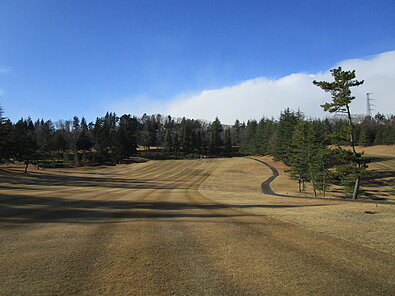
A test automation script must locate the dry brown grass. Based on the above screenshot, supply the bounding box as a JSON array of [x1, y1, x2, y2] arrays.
[[0, 147, 394, 295], [199, 148, 395, 255]]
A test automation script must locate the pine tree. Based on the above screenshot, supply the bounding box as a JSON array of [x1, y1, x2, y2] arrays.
[[290, 121, 309, 192], [263, 118, 276, 155], [224, 127, 232, 155], [51, 130, 67, 161], [13, 118, 38, 172], [33, 119, 55, 165], [93, 112, 118, 163], [313, 67, 367, 199], [209, 117, 222, 154], [180, 117, 192, 153], [191, 122, 203, 156], [141, 114, 155, 150], [255, 118, 266, 155], [305, 120, 331, 197], [0, 106, 13, 162], [163, 129, 173, 155], [240, 120, 258, 155], [273, 109, 300, 164], [232, 119, 243, 148], [76, 118, 93, 152], [115, 115, 138, 161]]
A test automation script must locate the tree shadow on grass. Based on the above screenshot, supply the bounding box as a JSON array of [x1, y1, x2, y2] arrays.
[[361, 170, 395, 200], [368, 156, 395, 163], [364, 170, 395, 185], [0, 193, 330, 225], [0, 169, 172, 190]]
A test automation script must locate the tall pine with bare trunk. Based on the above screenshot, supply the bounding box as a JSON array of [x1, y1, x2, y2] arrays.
[[313, 67, 367, 199]]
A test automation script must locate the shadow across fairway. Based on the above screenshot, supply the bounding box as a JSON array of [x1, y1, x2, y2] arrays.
[[0, 193, 328, 224], [0, 169, 188, 190], [364, 170, 395, 186], [368, 155, 395, 163]]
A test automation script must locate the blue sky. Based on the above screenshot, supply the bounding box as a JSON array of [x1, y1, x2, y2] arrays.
[[1, 0, 395, 123]]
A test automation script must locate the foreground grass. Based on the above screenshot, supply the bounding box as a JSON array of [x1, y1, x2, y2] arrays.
[[0, 150, 394, 295]]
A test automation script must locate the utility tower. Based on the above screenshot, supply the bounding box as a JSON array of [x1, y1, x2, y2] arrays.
[[366, 92, 375, 117]]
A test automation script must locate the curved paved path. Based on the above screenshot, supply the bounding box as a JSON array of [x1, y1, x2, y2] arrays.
[[251, 157, 395, 205], [251, 158, 281, 196]]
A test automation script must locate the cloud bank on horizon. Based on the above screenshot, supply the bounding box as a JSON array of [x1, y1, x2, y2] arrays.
[[163, 50, 395, 124]]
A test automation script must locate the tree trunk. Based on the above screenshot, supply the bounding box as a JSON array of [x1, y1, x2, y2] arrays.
[[24, 160, 29, 173], [82, 150, 86, 166], [347, 104, 362, 199], [312, 180, 317, 197], [74, 150, 79, 167], [352, 176, 360, 199], [346, 104, 357, 155]]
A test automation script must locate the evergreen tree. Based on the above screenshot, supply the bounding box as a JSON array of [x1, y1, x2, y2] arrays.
[[262, 118, 276, 155], [358, 127, 368, 146], [273, 109, 300, 164], [34, 120, 55, 162], [93, 112, 118, 162], [313, 67, 367, 199], [224, 127, 232, 155], [289, 121, 309, 192], [240, 120, 258, 155], [173, 131, 180, 156], [190, 120, 203, 156], [72, 116, 80, 130], [382, 126, 395, 144], [0, 106, 13, 162], [163, 129, 173, 155], [180, 117, 192, 153], [13, 118, 38, 172], [231, 119, 243, 148], [209, 117, 222, 154], [51, 130, 67, 161], [140, 114, 155, 150], [305, 120, 332, 197], [76, 117, 94, 153], [255, 118, 267, 155], [115, 114, 138, 161]]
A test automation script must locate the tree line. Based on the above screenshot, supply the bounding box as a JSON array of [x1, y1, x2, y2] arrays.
[[1, 106, 394, 195], [0, 67, 394, 198]]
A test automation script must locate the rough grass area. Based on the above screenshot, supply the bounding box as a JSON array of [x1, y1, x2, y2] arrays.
[[264, 145, 395, 202], [199, 152, 395, 255]]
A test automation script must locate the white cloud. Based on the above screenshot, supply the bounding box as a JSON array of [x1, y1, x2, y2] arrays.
[[0, 88, 5, 96], [164, 50, 395, 123]]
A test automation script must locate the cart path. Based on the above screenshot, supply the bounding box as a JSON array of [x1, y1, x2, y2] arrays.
[[251, 157, 395, 205], [0, 159, 394, 295]]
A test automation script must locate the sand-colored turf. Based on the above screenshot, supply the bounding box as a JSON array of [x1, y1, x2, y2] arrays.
[[0, 147, 394, 295]]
